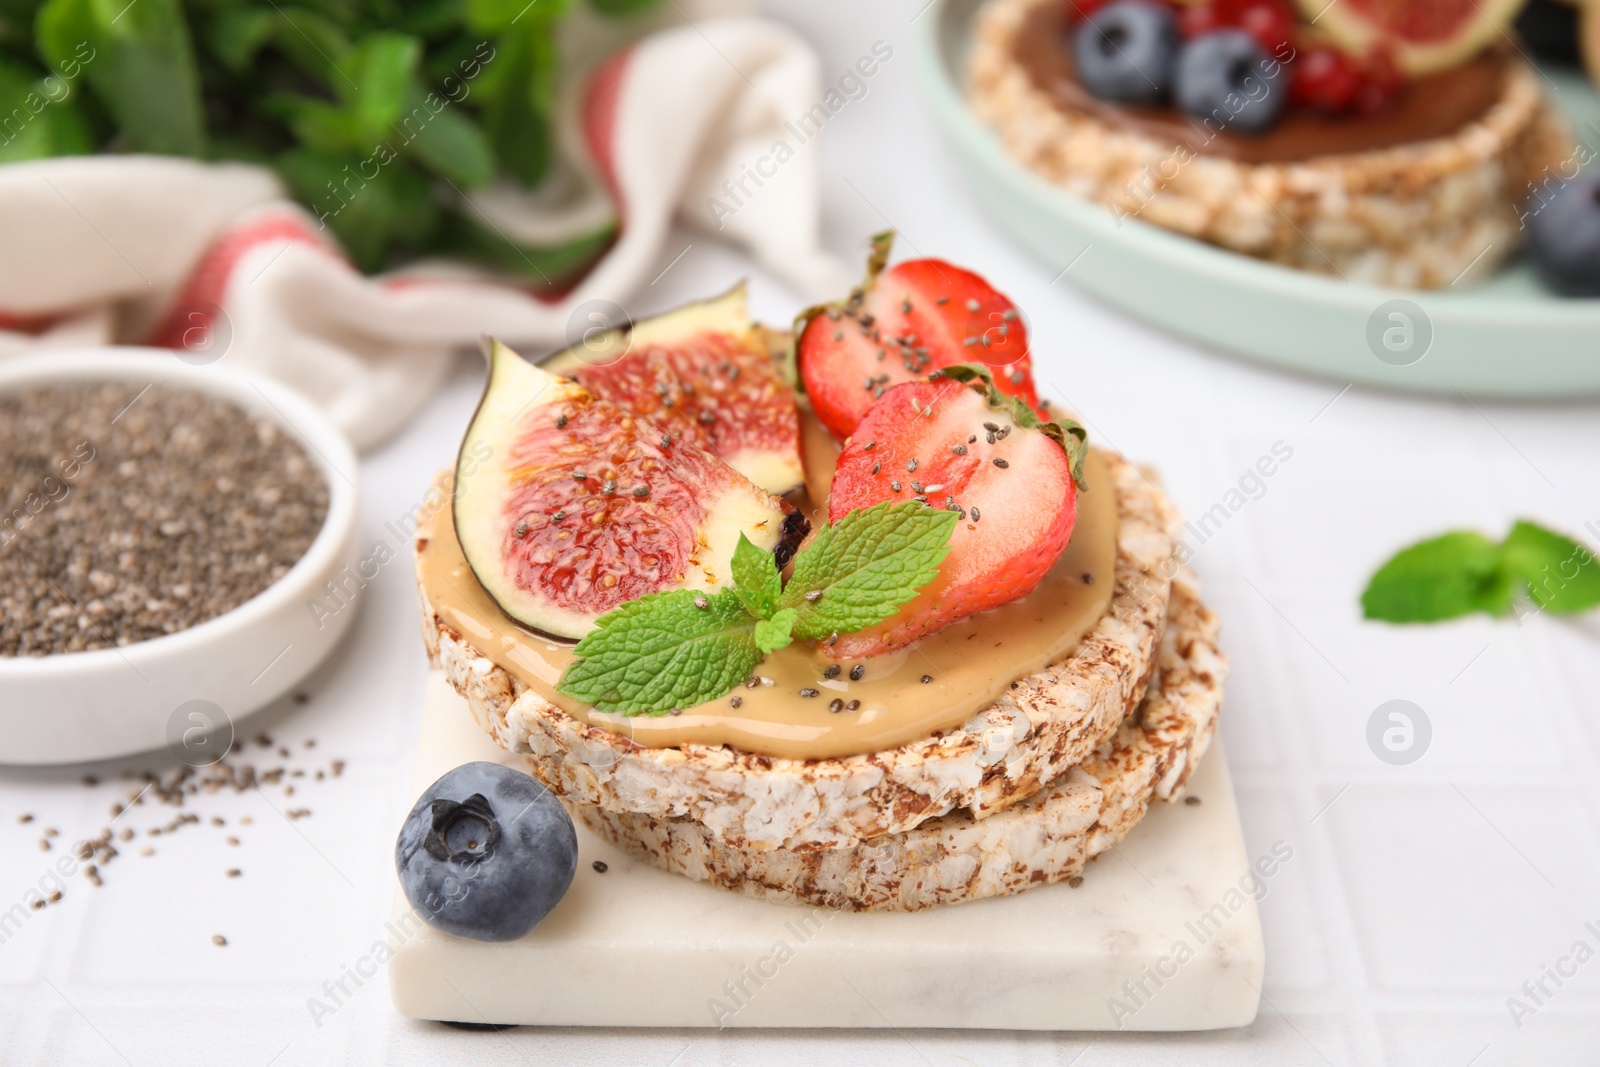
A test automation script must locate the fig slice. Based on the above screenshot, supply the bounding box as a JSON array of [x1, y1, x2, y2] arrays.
[[1296, 0, 1528, 75], [541, 284, 804, 496], [454, 340, 804, 641]]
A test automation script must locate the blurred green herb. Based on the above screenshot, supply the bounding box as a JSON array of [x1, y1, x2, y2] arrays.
[[1, 0, 656, 276], [1362, 520, 1600, 623]]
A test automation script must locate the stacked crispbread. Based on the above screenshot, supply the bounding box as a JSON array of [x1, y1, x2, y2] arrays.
[[420, 449, 1227, 911]]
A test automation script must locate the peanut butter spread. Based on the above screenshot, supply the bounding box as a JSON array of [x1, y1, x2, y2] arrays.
[[416, 428, 1117, 760]]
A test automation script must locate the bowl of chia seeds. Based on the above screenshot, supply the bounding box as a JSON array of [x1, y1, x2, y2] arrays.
[[0, 350, 360, 765]]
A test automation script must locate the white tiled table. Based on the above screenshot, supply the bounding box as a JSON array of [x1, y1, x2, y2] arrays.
[[4, 2, 1599, 1063]]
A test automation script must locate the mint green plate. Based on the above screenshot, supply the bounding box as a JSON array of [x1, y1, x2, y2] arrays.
[[915, 0, 1600, 398]]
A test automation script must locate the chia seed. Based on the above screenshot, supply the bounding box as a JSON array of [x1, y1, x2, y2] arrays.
[[849, 664, 864, 681], [0, 383, 328, 656]]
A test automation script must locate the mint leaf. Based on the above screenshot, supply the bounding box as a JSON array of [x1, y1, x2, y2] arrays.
[[731, 533, 781, 619], [1502, 521, 1600, 615], [557, 589, 761, 716], [935, 363, 1089, 491], [1361, 531, 1517, 623], [780, 501, 957, 640], [753, 607, 798, 654]]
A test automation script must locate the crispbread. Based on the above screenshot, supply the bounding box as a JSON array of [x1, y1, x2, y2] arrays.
[[421, 451, 1179, 852], [574, 568, 1224, 911], [967, 0, 1573, 289]]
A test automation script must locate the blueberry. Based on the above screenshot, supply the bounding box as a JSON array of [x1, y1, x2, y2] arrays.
[[1174, 30, 1287, 135], [1072, 0, 1180, 106], [395, 761, 577, 942], [1526, 170, 1600, 297]]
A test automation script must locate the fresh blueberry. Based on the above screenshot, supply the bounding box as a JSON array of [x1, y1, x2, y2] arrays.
[[1072, 0, 1180, 106], [395, 761, 577, 942], [1526, 170, 1600, 297], [1174, 30, 1287, 135]]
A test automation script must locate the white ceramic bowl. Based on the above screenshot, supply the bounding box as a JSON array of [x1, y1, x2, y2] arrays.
[[0, 350, 361, 765]]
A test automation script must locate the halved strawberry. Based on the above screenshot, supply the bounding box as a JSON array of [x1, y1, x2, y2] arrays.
[[824, 366, 1086, 659], [796, 233, 1042, 441]]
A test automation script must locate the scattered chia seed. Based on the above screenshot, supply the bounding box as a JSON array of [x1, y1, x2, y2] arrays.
[[890, 480, 902, 492], [592, 860, 609, 873], [1082, 573, 1094, 585], [849, 664, 865, 681], [823, 664, 840, 679], [951, 445, 967, 455], [805, 589, 823, 603], [847, 699, 861, 711], [555, 414, 568, 429], [799, 688, 819, 698], [971, 506, 981, 522], [828, 698, 844, 713], [920, 675, 933, 684], [1184, 796, 1201, 806], [212, 934, 227, 947], [729, 696, 743, 709], [693, 595, 709, 609], [631, 485, 650, 498], [0, 383, 329, 656], [1068, 875, 1084, 888], [906, 458, 918, 472], [993, 458, 1010, 469]]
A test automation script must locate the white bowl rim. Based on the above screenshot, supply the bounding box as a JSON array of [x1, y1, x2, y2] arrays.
[[0, 348, 359, 678]]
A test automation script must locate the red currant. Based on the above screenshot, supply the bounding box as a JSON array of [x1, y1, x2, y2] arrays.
[[1064, 0, 1117, 23], [1354, 47, 1404, 115], [1290, 46, 1363, 112]]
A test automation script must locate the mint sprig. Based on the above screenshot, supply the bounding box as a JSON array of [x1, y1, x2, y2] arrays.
[[1362, 521, 1600, 623], [779, 501, 957, 639], [557, 502, 958, 715], [556, 589, 763, 716]]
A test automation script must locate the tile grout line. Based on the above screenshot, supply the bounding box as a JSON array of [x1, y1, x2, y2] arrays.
[[1228, 509, 1390, 1067]]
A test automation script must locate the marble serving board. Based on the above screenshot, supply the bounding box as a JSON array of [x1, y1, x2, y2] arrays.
[[387, 672, 1264, 1031]]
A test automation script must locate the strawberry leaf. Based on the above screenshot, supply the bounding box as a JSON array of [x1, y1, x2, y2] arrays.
[[935, 363, 1089, 491]]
